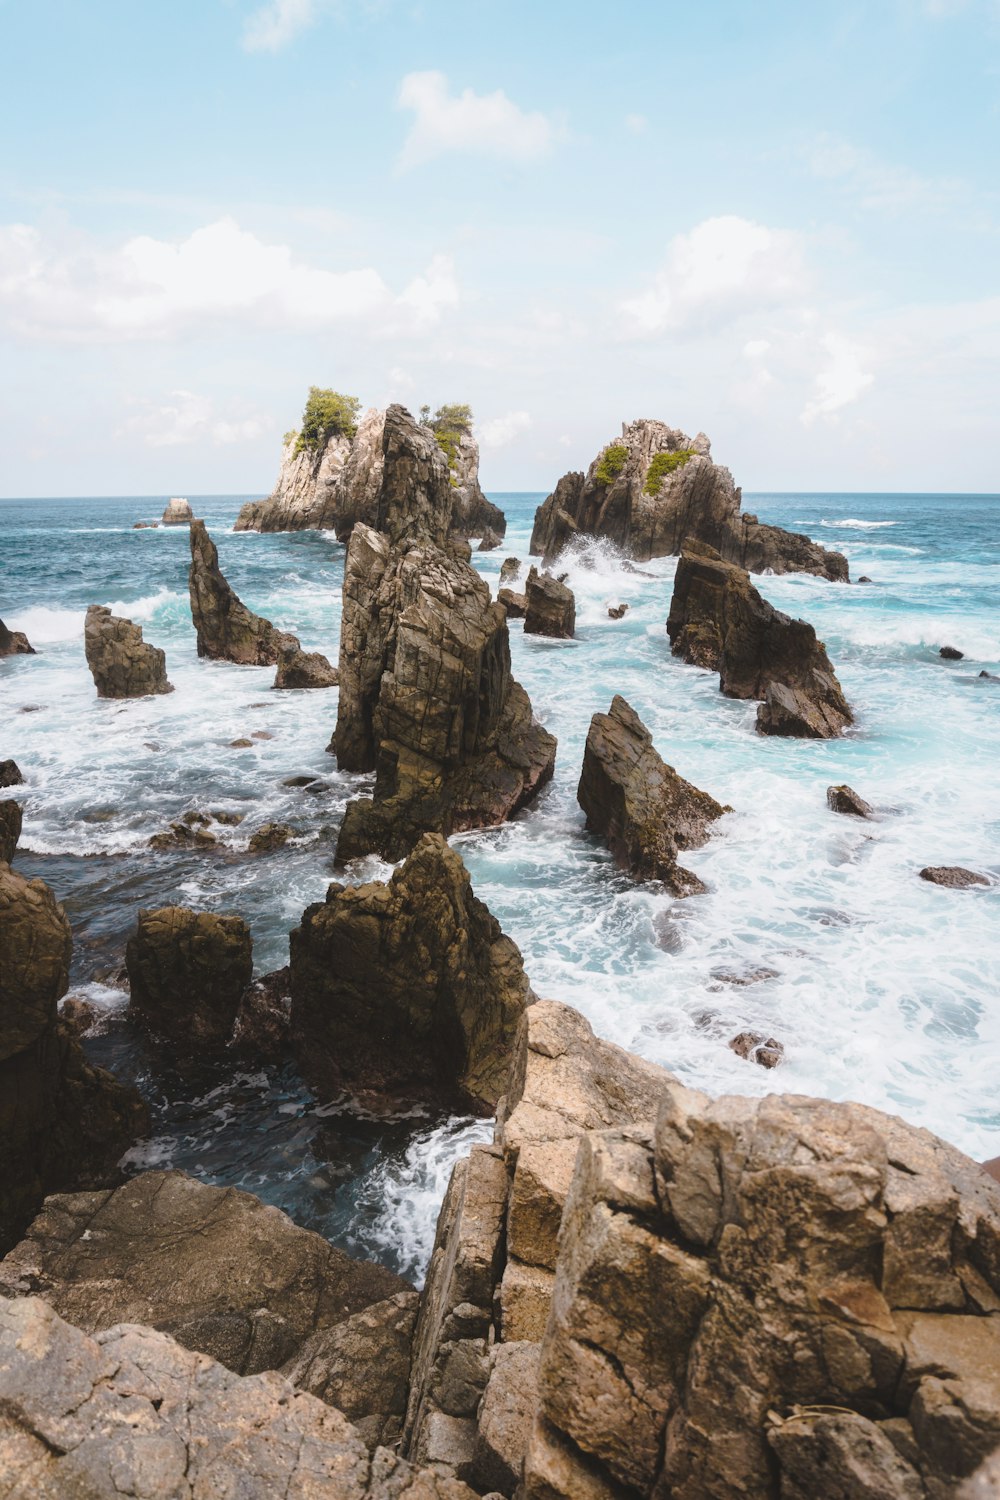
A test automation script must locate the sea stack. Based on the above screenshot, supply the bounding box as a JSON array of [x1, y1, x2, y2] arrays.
[[84, 605, 173, 697], [161, 497, 193, 525], [188, 519, 300, 664]]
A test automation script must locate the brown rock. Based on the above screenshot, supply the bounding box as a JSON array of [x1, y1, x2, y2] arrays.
[[84, 604, 173, 697], [0, 759, 24, 787], [920, 865, 991, 888], [499, 556, 521, 586], [729, 1030, 784, 1068], [498, 587, 528, 618], [478, 527, 503, 551], [126, 906, 253, 1048], [472, 1342, 541, 1494], [247, 821, 295, 853], [0, 618, 35, 657], [189, 519, 299, 664], [0, 799, 21, 864], [273, 642, 338, 689], [524, 567, 576, 638], [231, 966, 290, 1059], [59, 996, 97, 1037], [608, 601, 629, 619], [161, 496, 193, 524], [828, 783, 874, 818], [960, 1448, 1000, 1497]]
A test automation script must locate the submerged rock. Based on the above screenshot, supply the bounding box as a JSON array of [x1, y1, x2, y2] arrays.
[[940, 645, 964, 660], [523, 567, 576, 639], [577, 695, 729, 895], [161, 496, 193, 524], [729, 1030, 784, 1068], [0, 800, 21, 864], [668, 540, 853, 738], [247, 821, 295, 853], [290, 833, 533, 1113], [0, 618, 34, 657], [920, 865, 991, 888], [126, 906, 253, 1048], [827, 783, 874, 818], [273, 642, 338, 689], [84, 604, 174, 698], [189, 519, 299, 665]]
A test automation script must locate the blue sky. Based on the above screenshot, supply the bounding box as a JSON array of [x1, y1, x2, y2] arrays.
[[1, 0, 998, 496]]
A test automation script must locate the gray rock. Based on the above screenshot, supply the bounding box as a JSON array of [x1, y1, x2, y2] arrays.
[[161, 497, 193, 524], [920, 866, 991, 888], [189, 519, 299, 664], [84, 604, 174, 698], [828, 783, 874, 818], [524, 568, 575, 639]]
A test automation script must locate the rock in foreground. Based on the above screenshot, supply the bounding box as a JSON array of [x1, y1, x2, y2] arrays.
[[189, 519, 299, 664], [523, 567, 575, 639], [126, 905, 253, 1048], [84, 604, 174, 698], [0, 617, 34, 657], [290, 833, 533, 1112], [578, 695, 729, 894]]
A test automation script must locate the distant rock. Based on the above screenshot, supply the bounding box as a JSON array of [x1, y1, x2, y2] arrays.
[[247, 821, 295, 853], [273, 642, 338, 689], [827, 783, 874, 818], [499, 556, 521, 586], [0, 800, 22, 864], [126, 906, 253, 1048], [578, 695, 729, 895], [524, 567, 576, 639], [0, 619, 34, 658], [940, 645, 964, 660], [84, 604, 174, 698], [919, 865, 991, 889], [132, 520, 158, 528], [161, 496, 193, 525], [498, 587, 528, 619], [729, 1030, 784, 1068], [0, 759, 23, 787], [189, 519, 299, 664], [858, 574, 873, 583], [981, 670, 999, 681], [478, 527, 503, 551], [608, 601, 629, 619]]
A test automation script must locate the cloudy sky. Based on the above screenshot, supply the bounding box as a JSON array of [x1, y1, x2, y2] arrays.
[[2, 0, 999, 497]]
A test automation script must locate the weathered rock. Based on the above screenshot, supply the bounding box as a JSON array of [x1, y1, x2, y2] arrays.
[[235, 425, 355, 533], [472, 1342, 541, 1494], [59, 996, 96, 1037], [0, 1297, 475, 1499], [941, 645, 964, 660], [530, 419, 848, 580], [148, 817, 219, 850], [248, 821, 295, 853], [608, 601, 629, 619], [231, 966, 291, 1058], [524, 567, 575, 639], [83, 604, 174, 698], [273, 641, 338, 688], [0, 799, 21, 863], [189, 519, 299, 664], [478, 527, 502, 551], [332, 407, 556, 862], [498, 587, 527, 619], [577, 695, 728, 895], [0, 618, 35, 656], [668, 540, 854, 738], [126, 906, 253, 1048], [920, 865, 991, 888], [499, 557, 521, 586], [290, 833, 533, 1112], [0, 759, 24, 787], [161, 496, 193, 524], [828, 783, 874, 818], [729, 1030, 784, 1068]]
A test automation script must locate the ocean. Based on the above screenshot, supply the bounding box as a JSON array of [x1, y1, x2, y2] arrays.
[[2, 489, 999, 1281]]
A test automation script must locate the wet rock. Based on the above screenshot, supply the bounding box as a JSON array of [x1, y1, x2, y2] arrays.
[[211, 807, 244, 824], [858, 574, 873, 583], [608, 601, 629, 619], [189, 518, 299, 664], [524, 567, 576, 639], [0, 618, 35, 657], [0, 759, 24, 787], [248, 821, 295, 853], [284, 774, 319, 787], [711, 964, 780, 986], [59, 996, 97, 1037], [84, 603, 174, 698], [499, 556, 521, 586], [231, 966, 291, 1059], [981, 671, 1000, 682], [940, 645, 964, 660], [530, 419, 848, 580], [920, 865, 991, 889], [478, 527, 503, 551], [126, 906, 253, 1048], [729, 1030, 784, 1068], [827, 783, 874, 818], [229, 736, 254, 747], [132, 519, 158, 528], [161, 496, 193, 524], [273, 641, 338, 688], [668, 540, 854, 738], [148, 819, 218, 850], [290, 833, 533, 1112], [498, 587, 527, 618], [578, 695, 729, 895], [0, 800, 21, 864]]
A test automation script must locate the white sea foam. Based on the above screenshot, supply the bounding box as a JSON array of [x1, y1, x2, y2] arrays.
[[3, 604, 86, 642], [819, 518, 898, 530]]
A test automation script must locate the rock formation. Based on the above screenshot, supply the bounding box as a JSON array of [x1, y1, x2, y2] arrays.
[[940, 645, 964, 660], [161, 496, 193, 524], [0, 617, 34, 656], [523, 567, 576, 639], [126, 906, 254, 1048], [189, 519, 299, 664], [0, 864, 146, 1252], [578, 695, 729, 895], [0, 759, 23, 787], [498, 587, 527, 619], [530, 418, 848, 580], [289, 833, 534, 1112], [273, 641, 338, 688], [332, 405, 556, 863], [83, 604, 174, 698], [729, 1029, 784, 1067], [920, 865, 991, 888], [668, 540, 854, 738], [828, 783, 874, 818], [478, 527, 502, 551], [0, 799, 21, 864], [499, 557, 521, 586]]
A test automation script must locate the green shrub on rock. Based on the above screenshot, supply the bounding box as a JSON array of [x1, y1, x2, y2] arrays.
[[594, 444, 628, 486], [643, 448, 695, 495], [294, 388, 361, 454], [422, 403, 475, 487]]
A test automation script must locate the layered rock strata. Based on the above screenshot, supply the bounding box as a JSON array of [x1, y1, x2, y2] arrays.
[[578, 695, 729, 894], [668, 540, 854, 738], [126, 905, 253, 1048], [332, 405, 556, 862], [523, 567, 576, 638], [0, 617, 34, 656], [289, 833, 534, 1113], [531, 418, 848, 580], [189, 518, 299, 664], [84, 604, 174, 697]]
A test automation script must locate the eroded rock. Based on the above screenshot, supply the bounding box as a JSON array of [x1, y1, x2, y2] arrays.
[[498, 587, 528, 619], [0, 760, 23, 787], [189, 519, 299, 664], [126, 906, 253, 1048], [920, 866, 991, 889], [84, 604, 174, 698], [524, 567, 575, 639], [161, 496, 193, 524], [247, 821, 295, 853], [0, 618, 34, 657], [273, 642, 338, 688], [729, 1030, 784, 1068], [828, 783, 874, 818]]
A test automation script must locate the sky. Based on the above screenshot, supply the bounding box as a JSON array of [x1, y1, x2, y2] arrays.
[[1, 0, 999, 497]]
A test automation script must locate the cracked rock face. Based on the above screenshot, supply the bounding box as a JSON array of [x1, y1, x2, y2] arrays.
[[84, 604, 173, 698], [188, 519, 299, 665], [126, 905, 253, 1048]]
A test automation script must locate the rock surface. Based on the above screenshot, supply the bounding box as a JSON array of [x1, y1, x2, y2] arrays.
[[920, 865, 991, 888], [578, 695, 729, 895], [729, 1029, 784, 1067], [530, 419, 848, 580], [0, 799, 21, 864], [126, 906, 253, 1048], [84, 604, 174, 698], [290, 833, 533, 1112], [273, 642, 338, 688], [668, 540, 854, 738], [0, 759, 24, 787], [940, 645, 965, 660], [523, 567, 576, 639], [478, 526, 502, 551], [189, 519, 299, 664], [0, 617, 35, 656], [828, 783, 874, 818], [161, 496, 193, 524], [497, 587, 527, 619]]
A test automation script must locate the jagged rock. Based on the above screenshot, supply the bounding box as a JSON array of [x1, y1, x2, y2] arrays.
[[472, 1342, 541, 1494], [0, 759, 23, 787], [83, 604, 174, 698], [446, 425, 506, 541], [941, 645, 964, 660], [126, 906, 253, 1048], [729, 1030, 784, 1068], [290, 833, 533, 1112], [608, 601, 629, 619], [711, 964, 780, 986], [828, 783, 874, 818], [498, 587, 527, 618], [0, 800, 21, 863], [578, 695, 728, 895], [189, 519, 299, 664], [332, 406, 556, 862], [530, 419, 848, 580], [668, 540, 853, 738], [478, 527, 502, 551], [231, 966, 290, 1058], [499, 557, 521, 586], [0, 618, 34, 657], [524, 567, 575, 639], [235, 425, 355, 533], [0, 1298, 475, 1500], [161, 496, 193, 524], [273, 642, 338, 688], [247, 821, 295, 853], [920, 865, 991, 889], [0, 865, 145, 1252]]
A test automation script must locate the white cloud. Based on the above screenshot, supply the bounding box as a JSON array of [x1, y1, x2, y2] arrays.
[[800, 333, 874, 424], [478, 410, 532, 449], [803, 133, 962, 214], [625, 113, 647, 134], [242, 0, 317, 52], [121, 391, 269, 448], [396, 253, 460, 328], [397, 71, 560, 169]]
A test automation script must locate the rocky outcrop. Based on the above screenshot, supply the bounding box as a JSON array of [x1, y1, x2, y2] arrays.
[[578, 696, 729, 895], [83, 604, 174, 698], [332, 406, 556, 862], [447, 427, 506, 541], [235, 426, 355, 533], [920, 865, 991, 888], [189, 519, 299, 664], [499, 557, 521, 586], [828, 783, 874, 818], [498, 587, 527, 619], [0, 864, 146, 1252], [478, 526, 502, 551], [161, 496, 193, 524], [0, 618, 34, 656], [0, 800, 21, 864], [524, 567, 575, 639], [941, 645, 964, 660], [668, 540, 854, 738], [273, 641, 338, 688], [729, 1029, 784, 1067], [0, 1297, 475, 1498], [0, 759, 24, 787], [530, 418, 848, 580], [289, 833, 533, 1113], [126, 906, 253, 1048]]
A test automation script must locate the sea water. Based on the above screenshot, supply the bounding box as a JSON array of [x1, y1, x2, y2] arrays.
[[2, 490, 998, 1281]]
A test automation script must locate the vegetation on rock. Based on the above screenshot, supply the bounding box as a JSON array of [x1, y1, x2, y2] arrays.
[[594, 443, 628, 486], [421, 402, 474, 488], [643, 447, 695, 494], [294, 387, 361, 454]]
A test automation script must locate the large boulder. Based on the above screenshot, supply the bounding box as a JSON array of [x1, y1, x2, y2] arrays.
[[668, 540, 853, 738], [577, 695, 729, 894], [189, 519, 299, 664], [332, 406, 556, 862], [161, 496, 193, 524], [84, 604, 174, 698], [523, 567, 575, 639], [126, 906, 253, 1048], [273, 642, 338, 689], [289, 833, 533, 1112], [530, 418, 848, 580], [0, 618, 34, 657], [0, 800, 20, 864]]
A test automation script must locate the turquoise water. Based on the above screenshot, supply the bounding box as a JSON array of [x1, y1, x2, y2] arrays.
[[2, 490, 999, 1277]]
